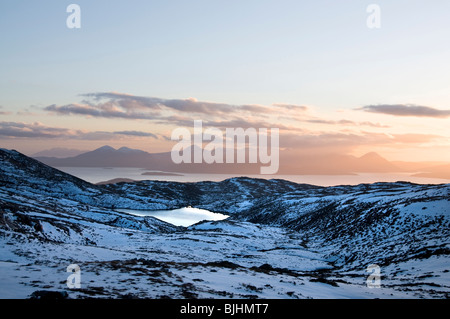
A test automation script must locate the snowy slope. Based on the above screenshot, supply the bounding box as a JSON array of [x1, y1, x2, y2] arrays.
[[232, 182, 449, 269], [1, 149, 449, 299]]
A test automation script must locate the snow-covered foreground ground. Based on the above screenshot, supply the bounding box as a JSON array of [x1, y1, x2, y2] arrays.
[[0, 219, 426, 299], [1, 149, 449, 299]]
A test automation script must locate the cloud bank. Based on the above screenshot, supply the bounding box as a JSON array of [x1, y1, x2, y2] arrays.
[[360, 104, 450, 118], [43, 92, 389, 130], [0, 121, 159, 140], [8, 92, 445, 160]]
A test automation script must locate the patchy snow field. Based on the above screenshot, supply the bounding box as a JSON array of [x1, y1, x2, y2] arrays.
[[1, 149, 449, 299], [0, 219, 422, 299]]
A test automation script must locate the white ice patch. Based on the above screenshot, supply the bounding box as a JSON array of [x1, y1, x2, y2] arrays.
[[117, 207, 229, 227]]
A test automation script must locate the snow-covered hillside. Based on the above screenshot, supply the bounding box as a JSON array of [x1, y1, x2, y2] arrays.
[[1, 149, 449, 299]]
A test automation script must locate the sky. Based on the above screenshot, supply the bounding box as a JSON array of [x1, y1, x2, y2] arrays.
[[1, 0, 450, 162]]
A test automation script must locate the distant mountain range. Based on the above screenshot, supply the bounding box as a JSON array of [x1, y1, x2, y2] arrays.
[[32, 147, 88, 158], [33, 145, 450, 177]]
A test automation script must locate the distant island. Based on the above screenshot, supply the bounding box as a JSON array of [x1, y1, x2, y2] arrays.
[[95, 171, 184, 185]]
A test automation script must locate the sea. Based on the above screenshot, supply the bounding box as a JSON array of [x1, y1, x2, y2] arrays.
[[55, 167, 450, 187]]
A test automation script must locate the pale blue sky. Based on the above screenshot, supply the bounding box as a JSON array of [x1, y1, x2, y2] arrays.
[[2, 0, 450, 109]]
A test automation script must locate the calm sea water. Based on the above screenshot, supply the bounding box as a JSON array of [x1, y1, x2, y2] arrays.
[[56, 166, 450, 186], [117, 207, 229, 227]]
